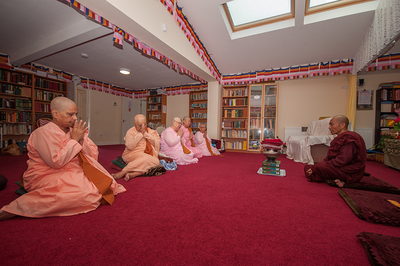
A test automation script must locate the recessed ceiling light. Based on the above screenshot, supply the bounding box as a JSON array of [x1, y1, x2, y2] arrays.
[[120, 68, 130, 75]]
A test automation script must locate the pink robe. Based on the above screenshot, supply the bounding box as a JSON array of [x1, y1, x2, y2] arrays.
[[1, 122, 126, 218], [122, 127, 160, 174], [194, 132, 221, 156], [160, 127, 198, 165], [182, 127, 203, 158]]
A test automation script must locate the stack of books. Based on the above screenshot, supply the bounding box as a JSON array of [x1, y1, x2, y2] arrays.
[[261, 160, 281, 175]]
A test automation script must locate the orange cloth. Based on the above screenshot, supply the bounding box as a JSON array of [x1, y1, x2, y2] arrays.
[[205, 136, 223, 156], [181, 141, 191, 154], [1, 122, 125, 218], [188, 128, 196, 147], [144, 127, 154, 156], [78, 152, 114, 205]]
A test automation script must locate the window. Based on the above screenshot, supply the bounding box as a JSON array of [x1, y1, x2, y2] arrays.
[[223, 0, 295, 32], [305, 0, 373, 15]]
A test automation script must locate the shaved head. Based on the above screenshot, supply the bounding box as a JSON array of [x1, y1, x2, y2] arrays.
[[134, 114, 146, 126], [51, 97, 76, 113], [333, 115, 349, 129]]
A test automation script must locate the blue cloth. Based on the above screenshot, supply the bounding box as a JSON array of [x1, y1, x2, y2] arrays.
[[160, 160, 177, 171]]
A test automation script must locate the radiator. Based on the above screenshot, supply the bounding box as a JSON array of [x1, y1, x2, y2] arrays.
[[355, 128, 374, 149], [284, 127, 307, 141]]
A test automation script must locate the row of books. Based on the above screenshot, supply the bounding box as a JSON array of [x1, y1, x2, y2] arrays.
[[35, 90, 64, 101], [191, 122, 207, 128], [264, 107, 277, 117], [190, 92, 207, 100], [380, 115, 399, 127], [147, 104, 161, 111], [35, 102, 50, 112], [249, 129, 261, 140], [223, 109, 247, 118], [148, 97, 162, 103], [148, 114, 161, 120], [1, 138, 28, 149], [223, 98, 247, 106], [222, 120, 246, 129], [0, 111, 32, 123], [223, 88, 248, 97], [0, 69, 32, 85], [0, 98, 32, 110], [1, 124, 32, 135], [222, 129, 247, 138], [35, 78, 65, 91], [1, 83, 32, 97], [380, 88, 400, 101], [381, 102, 400, 112], [190, 103, 207, 108], [191, 113, 207, 119], [224, 140, 247, 150]]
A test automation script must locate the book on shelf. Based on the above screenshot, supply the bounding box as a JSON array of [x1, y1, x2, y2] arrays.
[[35, 78, 64, 91], [222, 98, 248, 106], [1, 123, 32, 135], [148, 96, 162, 103], [223, 108, 247, 118], [1, 83, 32, 97], [191, 122, 207, 128], [224, 140, 246, 150], [190, 103, 207, 108], [223, 87, 248, 97], [190, 92, 207, 100], [222, 129, 247, 138], [222, 120, 246, 129], [381, 102, 400, 112], [0, 111, 32, 123]]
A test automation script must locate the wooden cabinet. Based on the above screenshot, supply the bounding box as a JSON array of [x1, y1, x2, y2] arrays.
[[146, 94, 167, 125], [375, 84, 400, 145], [189, 90, 207, 132], [221, 86, 249, 151], [0, 67, 67, 148], [221, 83, 278, 152], [248, 83, 278, 152]]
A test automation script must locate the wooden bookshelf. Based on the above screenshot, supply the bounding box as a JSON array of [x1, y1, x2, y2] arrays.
[[147, 94, 167, 125], [375, 83, 400, 145], [221, 86, 249, 152], [0, 66, 67, 148], [248, 83, 278, 152], [221, 83, 279, 152], [189, 89, 207, 132]]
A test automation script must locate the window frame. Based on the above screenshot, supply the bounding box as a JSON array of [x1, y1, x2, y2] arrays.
[[305, 0, 373, 15], [222, 0, 295, 33]]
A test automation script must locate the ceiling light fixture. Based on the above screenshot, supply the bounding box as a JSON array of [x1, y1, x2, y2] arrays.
[[120, 68, 131, 75]]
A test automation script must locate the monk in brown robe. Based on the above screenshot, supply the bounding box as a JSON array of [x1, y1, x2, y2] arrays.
[[304, 115, 367, 187]]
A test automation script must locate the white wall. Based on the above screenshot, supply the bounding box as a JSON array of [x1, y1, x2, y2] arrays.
[[276, 75, 349, 138], [207, 81, 222, 139], [90, 90, 122, 145], [166, 94, 189, 126]]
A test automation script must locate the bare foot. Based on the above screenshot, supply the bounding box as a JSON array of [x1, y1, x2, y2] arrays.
[[112, 172, 126, 180], [124, 172, 142, 182], [335, 179, 345, 187], [0, 210, 17, 221]]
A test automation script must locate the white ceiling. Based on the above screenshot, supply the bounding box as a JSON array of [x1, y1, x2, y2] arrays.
[[0, 0, 398, 91]]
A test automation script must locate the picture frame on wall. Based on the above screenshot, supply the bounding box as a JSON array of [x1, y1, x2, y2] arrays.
[[357, 89, 373, 110]]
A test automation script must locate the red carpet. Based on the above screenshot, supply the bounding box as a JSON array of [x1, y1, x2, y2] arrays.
[[1, 145, 400, 265]]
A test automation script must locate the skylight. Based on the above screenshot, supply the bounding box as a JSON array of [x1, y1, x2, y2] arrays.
[[306, 0, 372, 15], [223, 0, 294, 32]]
